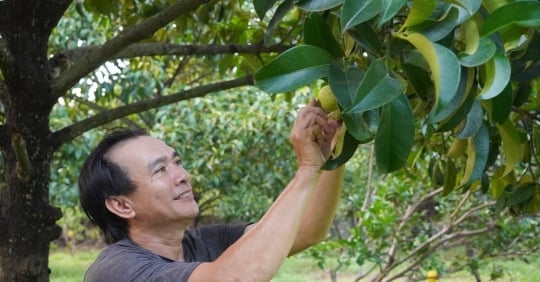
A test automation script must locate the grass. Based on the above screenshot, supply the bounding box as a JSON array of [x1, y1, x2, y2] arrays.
[[49, 248, 540, 282]]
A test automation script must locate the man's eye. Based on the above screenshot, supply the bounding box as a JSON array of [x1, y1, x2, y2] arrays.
[[174, 158, 182, 166], [154, 166, 166, 174]]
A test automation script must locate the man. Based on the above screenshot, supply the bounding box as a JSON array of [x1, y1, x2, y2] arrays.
[[79, 99, 345, 281]]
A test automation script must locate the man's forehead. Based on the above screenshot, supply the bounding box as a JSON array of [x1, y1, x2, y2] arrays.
[[106, 136, 174, 162]]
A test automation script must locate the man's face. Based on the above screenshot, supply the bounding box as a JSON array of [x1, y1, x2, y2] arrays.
[[107, 136, 199, 227]]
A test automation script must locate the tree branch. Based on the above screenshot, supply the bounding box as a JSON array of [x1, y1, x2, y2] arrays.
[[384, 225, 496, 282], [51, 75, 253, 148], [51, 0, 209, 96], [61, 42, 292, 62]]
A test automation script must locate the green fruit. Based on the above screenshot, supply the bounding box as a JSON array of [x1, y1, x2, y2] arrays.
[[318, 85, 339, 113]]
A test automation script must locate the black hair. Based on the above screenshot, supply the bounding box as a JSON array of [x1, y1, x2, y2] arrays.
[[78, 128, 148, 244]]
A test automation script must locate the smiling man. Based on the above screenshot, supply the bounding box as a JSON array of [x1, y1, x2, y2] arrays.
[[78, 100, 345, 281]]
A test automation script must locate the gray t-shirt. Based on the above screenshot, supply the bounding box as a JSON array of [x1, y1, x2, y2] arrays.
[[84, 224, 247, 282]]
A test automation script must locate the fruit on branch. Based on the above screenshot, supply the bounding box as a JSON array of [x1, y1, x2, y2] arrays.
[[318, 85, 341, 120]]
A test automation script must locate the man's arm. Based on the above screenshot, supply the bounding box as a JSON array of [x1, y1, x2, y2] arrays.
[[189, 101, 339, 282], [290, 164, 345, 255]]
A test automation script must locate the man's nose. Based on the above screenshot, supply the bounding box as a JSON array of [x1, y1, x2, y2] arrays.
[[174, 166, 190, 185]]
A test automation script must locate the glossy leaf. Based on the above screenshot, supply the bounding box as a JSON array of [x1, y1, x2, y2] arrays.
[[328, 60, 364, 108], [342, 112, 375, 143], [379, 0, 407, 26], [481, 1, 540, 36], [375, 94, 415, 173], [478, 52, 511, 100], [456, 100, 483, 138], [347, 23, 382, 55], [507, 184, 536, 207], [400, 32, 461, 114], [322, 130, 360, 170], [461, 122, 490, 186], [344, 60, 405, 114], [412, 5, 460, 41], [453, 0, 482, 16], [253, 0, 279, 18], [254, 45, 334, 93], [304, 13, 344, 58], [429, 67, 474, 123], [264, 0, 295, 46], [496, 120, 527, 176], [401, 63, 433, 101], [296, 0, 343, 11], [402, 0, 436, 28], [458, 37, 496, 67], [341, 0, 381, 32], [489, 84, 512, 123]]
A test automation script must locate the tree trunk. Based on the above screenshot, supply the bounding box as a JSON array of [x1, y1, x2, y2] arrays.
[[0, 1, 70, 280]]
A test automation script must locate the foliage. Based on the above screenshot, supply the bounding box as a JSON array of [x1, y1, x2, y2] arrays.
[[308, 148, 540, 281], [253, 0, 540, 214]]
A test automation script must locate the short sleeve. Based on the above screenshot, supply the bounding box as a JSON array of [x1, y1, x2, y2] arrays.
[[84, 240, 201, 282], [182, 223, 249, 262]]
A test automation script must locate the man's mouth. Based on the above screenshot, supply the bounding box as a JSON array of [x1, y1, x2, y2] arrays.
[[174, 190, 193, 200]]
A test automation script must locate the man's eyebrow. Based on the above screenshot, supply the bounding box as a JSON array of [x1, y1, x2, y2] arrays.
[[147, 151, 179, 170]]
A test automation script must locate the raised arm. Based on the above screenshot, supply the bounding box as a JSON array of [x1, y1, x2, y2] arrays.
[[290, 163, 345, 255], [189, 101, 339, 282]]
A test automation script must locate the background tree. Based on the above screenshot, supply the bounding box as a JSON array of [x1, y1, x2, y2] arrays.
[[0, 0, 296, 280]]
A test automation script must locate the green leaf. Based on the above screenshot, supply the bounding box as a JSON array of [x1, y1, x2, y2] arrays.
[[253, 0, 279, 18], [481, 1, 540, 36], [456, 100, 483, 139], [347, 23, 382, 55], [304, 13, 344, 58], [461, 122, 490, 186], [496, 120, 527, 176], [458, 37, 496, 67], [453, 0, 482, 15], [341, 0, 381, 32], [328, 60, 364, 108], [411, 5, 460, 41], [254, 45, 334, 93], [507, 184, 536, 207], [342, 112, 375, 143], [296, 0, 343, 11], [401, 63, 434, 101], [399, 32, 461, 114], [379, 0, 407, 26], [478, 52, 511, 100], [489, 84, 512, 123], [264, 0, 295, 46], [429, 67, 473, 123], [322, 130, 360, 170], [403, 0, 437, 28], [375, 94, 415, 173], [344, 60, 405, 114], [435, 88, 474, 132]]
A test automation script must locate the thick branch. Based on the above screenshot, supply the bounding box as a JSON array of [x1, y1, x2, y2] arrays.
[[51, 0, 209, 96], [62, 42, 292, 61], [51, 75, 253, 148]]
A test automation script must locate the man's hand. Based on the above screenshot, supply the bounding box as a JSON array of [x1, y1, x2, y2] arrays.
[[291, 99, 340, 168]]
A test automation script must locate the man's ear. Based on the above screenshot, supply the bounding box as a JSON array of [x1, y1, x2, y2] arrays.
[[105, 196, 135, 219]]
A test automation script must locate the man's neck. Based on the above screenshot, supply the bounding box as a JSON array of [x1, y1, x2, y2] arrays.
[[128, 225, 188, 261]]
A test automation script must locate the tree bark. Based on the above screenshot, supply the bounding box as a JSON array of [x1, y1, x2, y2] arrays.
[[0, 1, 68, 280]]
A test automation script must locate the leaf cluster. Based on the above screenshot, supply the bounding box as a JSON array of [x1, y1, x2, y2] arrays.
[[253, 0, 540, 214]]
